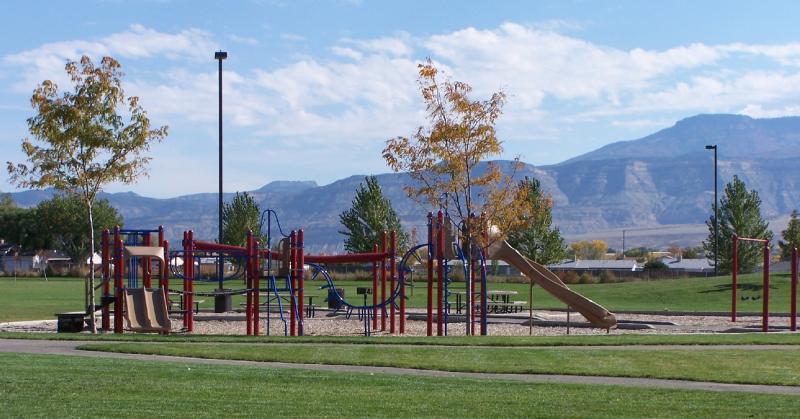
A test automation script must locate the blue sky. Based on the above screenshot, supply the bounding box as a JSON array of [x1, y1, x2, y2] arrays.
[[3, 0, 800, 197]]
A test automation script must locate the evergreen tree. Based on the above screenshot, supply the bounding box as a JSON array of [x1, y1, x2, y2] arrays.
[[339, 176, 407, 253], [221, 192, 264, 248], [779, 209, 800, 260], [506, 177, 566, 265], [703, 175, 773, 273]]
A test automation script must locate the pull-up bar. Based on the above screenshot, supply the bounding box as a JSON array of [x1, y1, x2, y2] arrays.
[[731, 235, 771, 331]]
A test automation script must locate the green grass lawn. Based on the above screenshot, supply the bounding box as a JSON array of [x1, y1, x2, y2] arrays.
[[1, 353, 797, 417], [0, 272, 792, 322], [4, 330, 800, 346], [80, 341, 800, 386]]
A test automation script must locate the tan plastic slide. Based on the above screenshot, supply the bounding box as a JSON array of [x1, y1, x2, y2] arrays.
[[487, 240, 617, 329], [122, 246, 171, 333]]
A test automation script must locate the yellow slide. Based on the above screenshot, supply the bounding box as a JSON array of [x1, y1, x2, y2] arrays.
[[124, 288, 172, 333], [487, 240, 617, 329], [121, 246, 172, 333]]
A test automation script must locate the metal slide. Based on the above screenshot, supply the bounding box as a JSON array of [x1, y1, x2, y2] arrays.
[[487, 240, 617, 328]]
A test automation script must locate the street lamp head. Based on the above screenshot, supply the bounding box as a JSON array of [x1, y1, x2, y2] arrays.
[[705, 145, 716, 150], [214, 51, 228, 60]]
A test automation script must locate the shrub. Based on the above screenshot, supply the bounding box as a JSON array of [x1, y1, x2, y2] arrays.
[[644, 260, 668, 270], [599, 270, 617, 283], [559, 270, 580, 284], [579, 272, 595, 284]]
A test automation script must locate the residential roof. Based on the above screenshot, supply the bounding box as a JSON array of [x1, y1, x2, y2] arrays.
[[547, 259, 640, 271], [663, 258, 714, 271]]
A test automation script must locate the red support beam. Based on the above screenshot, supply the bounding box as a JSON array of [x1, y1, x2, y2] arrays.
[[254, 234, 261, 336], [390, 231, 397, 334], [142, 233, 152, 288], [289, 231, 297, 337], [762, 241, 770, 332], [380, 231, 387, 332], [298, 229, 305, 336], [113, 226, 123, 333], [246, 231, 253, 336], [426, 213, 433, 336], [792, 247, 798, 332], [731, 235, 738, 322], [101, 229, 110, 331], [162, 240, 170, 297], [186, 230, 194, 332], [372, 244, 378, 330], [436, 211, 445, 336]]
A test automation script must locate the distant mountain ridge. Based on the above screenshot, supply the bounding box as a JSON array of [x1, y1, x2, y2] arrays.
[[7, 114, 800, 251]]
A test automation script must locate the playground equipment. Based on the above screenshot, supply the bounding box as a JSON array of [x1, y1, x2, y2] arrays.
[[730, 235, 798, 332], [418, 210, 616, 336], [91, 208, 614, 336], [94, 209, 407, 336], [98, 227, 172, 333]]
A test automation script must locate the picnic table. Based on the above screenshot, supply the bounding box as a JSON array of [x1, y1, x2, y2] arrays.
[[452, 290, 525, 314]]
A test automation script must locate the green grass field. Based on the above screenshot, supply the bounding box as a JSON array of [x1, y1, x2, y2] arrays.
[[3, 330, 800, 346], [79, 341, 800, 386], [0, 272, 790, 322], [1, 353, 798, 417]]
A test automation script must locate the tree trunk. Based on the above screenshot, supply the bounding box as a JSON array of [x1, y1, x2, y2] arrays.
[[87, 200, 97, 333]]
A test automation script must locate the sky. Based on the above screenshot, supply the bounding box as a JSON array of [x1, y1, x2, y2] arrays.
[[3, 0, 800, 197]]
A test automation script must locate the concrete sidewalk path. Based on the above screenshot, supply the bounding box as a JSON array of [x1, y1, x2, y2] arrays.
[[1, 338, 799, 396]]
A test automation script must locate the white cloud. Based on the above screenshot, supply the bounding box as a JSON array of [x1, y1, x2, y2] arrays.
[[8, 21, 800, 195], [228, 34, 260, 46], [3, 24, 218, 91]]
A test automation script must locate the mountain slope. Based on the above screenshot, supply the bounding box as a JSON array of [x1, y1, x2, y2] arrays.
[[7, 114, 800, 251]]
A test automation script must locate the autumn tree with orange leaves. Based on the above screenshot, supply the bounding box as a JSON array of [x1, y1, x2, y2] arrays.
[[383, 60, 532, 295]]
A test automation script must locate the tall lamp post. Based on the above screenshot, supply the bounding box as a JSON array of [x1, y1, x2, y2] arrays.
[[215, 50, 227, 290], [705, 144, 718, 276]]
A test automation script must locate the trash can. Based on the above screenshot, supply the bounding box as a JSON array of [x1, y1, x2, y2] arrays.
[[327, 288, 345, 310], [215, 290, 232, 313]]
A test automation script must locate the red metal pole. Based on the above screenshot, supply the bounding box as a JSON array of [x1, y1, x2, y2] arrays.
[[162, 240, 169, 297], [143, 233, 152, 288], [187, 230, 194, 332], [372, 244, 378, 330], [792, 248, 797, 332], [481, 213, 488, 336], [182, 231, 188, 329], [731, 235, 738, 322], [298, 229, 305, 336], [101, 229, 110, 331], [762, 241, 770, 332], [437, 211, 445, 336], [390, 231, 397, 334], [113, 226, 123, 333], [254, 236, 261, 336], [381, 231, 387, 332], [158, 226, 165, 289], [289, 231, 296, 337], [426, 213, 433, 336], [246, 231, 253, 336]]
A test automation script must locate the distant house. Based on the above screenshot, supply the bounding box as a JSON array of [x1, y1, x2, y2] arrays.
[[0, 246, 72, 275], [660, 257, 714, 274], [547, 259, 641, 275]]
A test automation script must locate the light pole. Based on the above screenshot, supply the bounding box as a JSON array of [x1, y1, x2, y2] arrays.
[[706, 144, 718, 276], [215, 50, 227, 290]]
